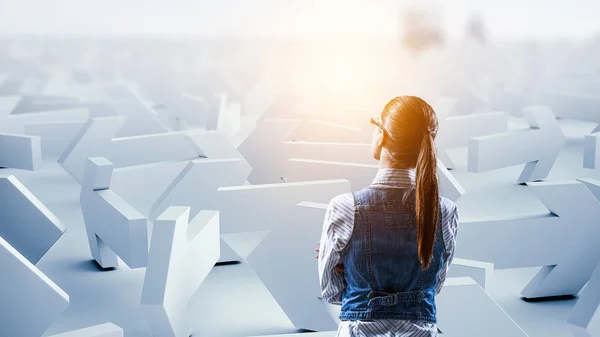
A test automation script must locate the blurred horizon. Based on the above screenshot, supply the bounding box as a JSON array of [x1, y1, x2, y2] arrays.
[[1, 0, 599, 41]]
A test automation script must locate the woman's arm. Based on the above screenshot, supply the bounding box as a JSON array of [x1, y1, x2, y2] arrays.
[[318, 193, 354, 305], [435, 203, 460, 295]]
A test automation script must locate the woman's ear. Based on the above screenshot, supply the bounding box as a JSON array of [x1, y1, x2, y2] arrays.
[[378, 131, 385, 148]]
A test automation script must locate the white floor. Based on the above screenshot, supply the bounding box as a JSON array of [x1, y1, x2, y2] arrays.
[[3, 117, 599, 337]]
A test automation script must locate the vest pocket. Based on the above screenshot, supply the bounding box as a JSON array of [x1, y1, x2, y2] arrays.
[[366, 290, 425, 307]]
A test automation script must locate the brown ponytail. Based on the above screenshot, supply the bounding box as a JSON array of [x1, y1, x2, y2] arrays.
[[415, 133, 439, 270], [379, 96, 439, 270]]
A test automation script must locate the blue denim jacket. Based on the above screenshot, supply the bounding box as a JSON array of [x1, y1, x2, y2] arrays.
[[339, 185, 446, 323]]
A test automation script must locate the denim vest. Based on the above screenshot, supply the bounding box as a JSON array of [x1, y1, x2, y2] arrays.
[[339, 186, 446, 323]]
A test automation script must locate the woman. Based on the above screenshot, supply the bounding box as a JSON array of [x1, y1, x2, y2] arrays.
[[317, 96, 459, 337]]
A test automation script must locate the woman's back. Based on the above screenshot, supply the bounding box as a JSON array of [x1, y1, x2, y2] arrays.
[[318, 96, 460, 337], [319, 169, 459, 336], [340, 186, 449, 322]]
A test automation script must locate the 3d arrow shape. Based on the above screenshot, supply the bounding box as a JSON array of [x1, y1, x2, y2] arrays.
[[583, 132, 600, 169], [59, 116, 127, 182], [0, 95, 89, 134], [455, 179, 600, 298], [567, 260, 600, 337], [217, 179, 350, 263], [0, 133, 42, 170], [59, 116, 206, 182], [246, 203, 527, 336], [109, 131, 251, 215], [109, 161, 192, 216], [148, 157, 251, 221], [107, 95, 169, 138], [544, 90, 600, 132], [80, 158, 148, 269], [238, 118, 302, 184], [142, 207, 220, 337], [239, 118, 375, 184], [468, 106, 565, 183], [24, 121, 88, 158], [0, 236, 70, 337], [285, 158, 465, 202], [162, 92, 242, 136], [247, 202, 339, 332], [0, 174, 66, 264], [436, 111, 508, 169], [0, 95, 22, 119]]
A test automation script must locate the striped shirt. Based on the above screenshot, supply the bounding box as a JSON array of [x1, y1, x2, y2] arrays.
[[318, 168, 460, 337]]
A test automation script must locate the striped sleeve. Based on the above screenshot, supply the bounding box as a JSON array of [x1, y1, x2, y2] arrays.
[[318, 192, 355, 305], [435, 199, 460, 295]]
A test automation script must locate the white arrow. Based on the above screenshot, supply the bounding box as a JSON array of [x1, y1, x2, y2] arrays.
[[0, 236, 69, 337], [0, 95, 88, 134], [285, 158, 465, 202], [106, 94, 169, 138], [247, 202, 338, 332], [0, 133, 42, 170], [102, 131, 251, 217], [148, 157, 251, 221], [142, 207, 220, 337], [544, 90, 600, 132], [59, 116, 206, 182], [245, 203, 528, 336], [239, 118, 376, 184], [583, 132, 600, 169], [468, 106, 566, 182], [0, 95, 21, 118], [80, 158, 148, 269], [567, 260, 600, 337], [0, 174, 65, 264], [436, 111, 508, 169], [455, 179, 600, 298]]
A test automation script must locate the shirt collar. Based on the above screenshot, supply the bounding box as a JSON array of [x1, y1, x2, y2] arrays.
[[371, 168, 416, 187]]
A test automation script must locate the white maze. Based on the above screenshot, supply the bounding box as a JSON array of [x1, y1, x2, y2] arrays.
[[142, 207, 220, 337], [107, 97, 169, 137], [3, 47, 599, 337], [247, 202, 340, 332], [545, 90, 600, 132], [0, 174, 66, 264], [0, 95, 89, 134], [215, 179, 350, 262], [0, 132, 42, 170], [568, 261, 600, 337], [285, 159, 465, 202], [24, 121, 87, 158], [80, 158, 148, 269], [468, 106, 566, 182], [0, 175, 69, 337], [436, 111, 508, 169], [456, 179, 600, 299], [584, 132, 600, 169], [59, 116, 205, 182], [0, 236, 70, 337]]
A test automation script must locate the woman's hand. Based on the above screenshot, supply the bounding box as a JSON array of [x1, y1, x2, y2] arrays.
[[316, 248, 320, 259]]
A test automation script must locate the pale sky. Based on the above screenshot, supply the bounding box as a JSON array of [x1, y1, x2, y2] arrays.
[[0, 0, 599, 39]]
